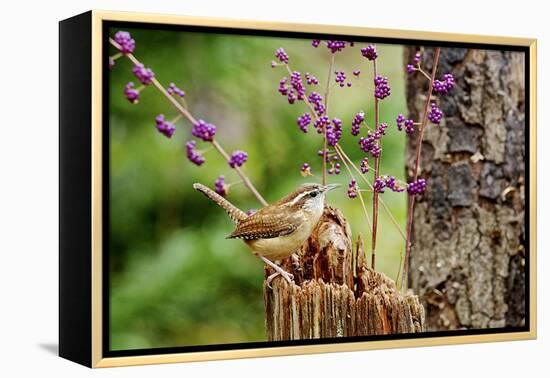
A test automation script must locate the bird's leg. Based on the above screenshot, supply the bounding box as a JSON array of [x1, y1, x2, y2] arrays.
[[260, 256, 294, 288]]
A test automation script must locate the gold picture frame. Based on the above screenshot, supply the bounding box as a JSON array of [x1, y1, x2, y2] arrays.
[[59, 9, 537, 368]]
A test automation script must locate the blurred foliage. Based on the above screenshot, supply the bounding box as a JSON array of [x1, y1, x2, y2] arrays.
[[109, 27, 408, 350]]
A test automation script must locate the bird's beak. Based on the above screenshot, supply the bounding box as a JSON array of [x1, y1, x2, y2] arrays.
[[322, 183, 341, 192]]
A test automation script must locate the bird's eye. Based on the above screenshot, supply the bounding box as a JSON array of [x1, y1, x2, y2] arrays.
[[310, 191, 318, 198]]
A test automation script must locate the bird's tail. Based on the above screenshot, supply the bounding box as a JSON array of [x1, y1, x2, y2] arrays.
[[193, 183, 248, 224]]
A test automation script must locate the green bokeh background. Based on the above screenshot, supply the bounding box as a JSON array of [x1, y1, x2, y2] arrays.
[[109, 27, 408, 350]]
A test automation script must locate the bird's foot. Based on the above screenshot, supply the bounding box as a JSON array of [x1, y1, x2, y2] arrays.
[[266, 270, 294, 288]]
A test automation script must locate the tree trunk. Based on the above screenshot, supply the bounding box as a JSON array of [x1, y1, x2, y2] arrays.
[[405, 47, 526, 330], [264, 206, 425, 341]]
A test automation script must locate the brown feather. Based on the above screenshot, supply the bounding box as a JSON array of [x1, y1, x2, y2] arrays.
[[227, 209, 300, 240]]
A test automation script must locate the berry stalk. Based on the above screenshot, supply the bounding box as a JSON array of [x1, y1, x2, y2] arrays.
[[109, 37, 268, 207], [401, 47, 441, 292]]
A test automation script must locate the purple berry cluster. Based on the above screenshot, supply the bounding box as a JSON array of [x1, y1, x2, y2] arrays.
[[311, 39, 321, 48], [374, 75, 391, 99], [124, 82, 140, 104], [413, 52, 422, 65], [407, 178, 427, 195], [132, 63, 155, 85], [215, 175, 227, 196], [351, 111, 365, 136], [384, 176, 404, 192], [373, 176, 403, 193], [326, 40, 347, 54], [360, 44, 378, 61], [396, 114, 406, 131], [186, 140, 205, 166], [314, 115, 330, 134], [308, 92, 326, 116], [290, 71, 306, 100], [155, 114, 176, 138], [297, 112, 312, 133], [167, 82, 185, 97], [433, 73, 455, 95], [427, 102, 443, 124], [360, 157, 369, 174], [278, 72, 306, 104], [347, 180, 358, 199], [335, 71, 346, 87], [396, 114, 415, 134], [275, 48, 289, 64], [406, 64, 415, 74], [305, 72, 319, 85], [192, 119, 217, 142], [327, 162, 341, 175], [373, 177, 386, 193], [359, 123, 386, 158], [114, 31, 135, 54], [229, 150, 248, 168], [318, 149, 330, 163], [326, 118, 342, 146]]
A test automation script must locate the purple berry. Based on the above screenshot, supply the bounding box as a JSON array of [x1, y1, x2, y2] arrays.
[[312, 39, 321, 48], [186, 140, 205, 166], [275, 48, 289, 64], [124, 82, 140, 104], [407, 178, 427, 195], [300, 163, 312, 177], [351, 111, 365, 136], [360, 44, 378, 61], [229, 150, 248, 168], [167, 82, 185, 97], [192, 119, 217, 142], [326, 40, 346, 53], [305, 72, 319, 85], [396, 114, 406, 131], [353, 70, 361, 76], [427, 102, 443, 124], [335, 71, 346, 87], [155, 114, 176, 138], [406, 64, 415, 74], [404, 119, 415, 134], [373, 177, 386, 193], [433, 73, 455, 95], [113, 31, 135, 54], [347, 180, 358, 199], [215, 175, 228, 196], [132, 63, 154, 85], [374, 75, 391, 99], [297, 113, 312, 133], [327, 118, 343, 146], [360, 157, 369, 173]]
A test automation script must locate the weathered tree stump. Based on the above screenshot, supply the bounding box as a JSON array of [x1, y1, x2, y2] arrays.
[[264, 206, 425, 341]]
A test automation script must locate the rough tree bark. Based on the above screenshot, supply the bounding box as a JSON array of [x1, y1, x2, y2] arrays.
[[405, 47, 526, 330], [264, 206, 425, 341]]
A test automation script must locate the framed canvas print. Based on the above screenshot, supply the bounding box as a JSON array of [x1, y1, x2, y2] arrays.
[[59, 10, 537, 368]]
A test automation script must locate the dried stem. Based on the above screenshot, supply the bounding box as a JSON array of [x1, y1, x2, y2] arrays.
[[371, 59, 381, 270], [109, 38, 268, 207], [401, 47, 441, 292], [321, 54, 336, 186]]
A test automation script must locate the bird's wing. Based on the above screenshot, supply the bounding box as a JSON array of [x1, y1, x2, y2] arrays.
[[227, 211, 298, 240]]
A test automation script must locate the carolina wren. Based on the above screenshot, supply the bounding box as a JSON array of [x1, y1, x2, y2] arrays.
[[193, 182, 339, 286]]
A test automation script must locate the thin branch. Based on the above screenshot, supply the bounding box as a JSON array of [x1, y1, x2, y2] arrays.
[[109, 38, 268, 207], [401, 47, 441, 292]]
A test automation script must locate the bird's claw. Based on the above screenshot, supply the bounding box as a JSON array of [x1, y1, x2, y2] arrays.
[[266, 271, 294, 289]]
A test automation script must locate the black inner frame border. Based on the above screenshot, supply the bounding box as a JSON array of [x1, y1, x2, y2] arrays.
[[102, 20, 531, 358]]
